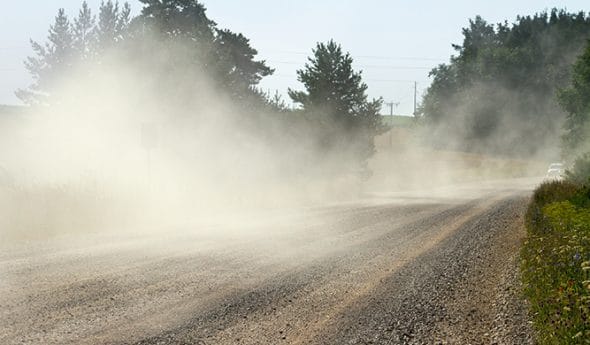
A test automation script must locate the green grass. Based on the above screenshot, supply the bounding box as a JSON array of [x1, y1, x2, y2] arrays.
[[522, 180, 590, 344]]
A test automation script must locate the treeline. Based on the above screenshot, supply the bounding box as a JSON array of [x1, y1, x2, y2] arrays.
[[18, 1, 275, 113], [559, 40, 590, 162], [421, 10, 590, 158], [17, 0, 383, 179]]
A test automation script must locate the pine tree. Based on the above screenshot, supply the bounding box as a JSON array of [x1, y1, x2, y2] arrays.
[[73, 2, 96, 60], [135, 0, 272, 104], [16, 8, 75, 104], [289, 40, 383, 175], [214, 29, 273, 97], [138, 0, 215, 41], [96, 1, 131, 51]]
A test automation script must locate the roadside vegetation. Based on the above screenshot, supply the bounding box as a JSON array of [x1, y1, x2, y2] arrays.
[[522, 177, 590, 343], [521, 39, 590, 344]]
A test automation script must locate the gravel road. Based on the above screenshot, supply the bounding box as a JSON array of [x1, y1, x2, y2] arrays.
[[0, 179, 536, 344]]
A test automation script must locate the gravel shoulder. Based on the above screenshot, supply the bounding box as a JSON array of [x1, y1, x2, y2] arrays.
[[432, 196, 535, 344]]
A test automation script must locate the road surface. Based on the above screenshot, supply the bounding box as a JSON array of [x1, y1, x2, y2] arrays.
[[0, 179, 536, 344]]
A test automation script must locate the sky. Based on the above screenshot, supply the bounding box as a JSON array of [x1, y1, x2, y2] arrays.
[[1, 0, 589, 115]]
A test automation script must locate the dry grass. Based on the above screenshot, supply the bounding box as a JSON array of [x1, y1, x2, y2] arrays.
[[0, 180, 134, 242]]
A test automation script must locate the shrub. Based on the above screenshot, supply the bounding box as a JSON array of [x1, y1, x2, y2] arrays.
[[522, 181, 590, 344], [566, 153, 590, 185], [525, 180, 578, 233]]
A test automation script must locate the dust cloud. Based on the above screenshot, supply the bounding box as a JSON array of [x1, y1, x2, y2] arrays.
[[0, 39, 366, 243], [367, 125, 545, 198], [418, 79, 564, 162], [0, 38, 550, 244]]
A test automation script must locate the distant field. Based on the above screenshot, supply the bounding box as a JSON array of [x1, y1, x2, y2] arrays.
[[0, 105, 26, 116], [368, 126, 547, 192], [381, 115, 415, 128]]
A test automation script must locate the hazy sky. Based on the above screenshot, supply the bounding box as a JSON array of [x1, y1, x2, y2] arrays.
[[1, 1, 588, 114]]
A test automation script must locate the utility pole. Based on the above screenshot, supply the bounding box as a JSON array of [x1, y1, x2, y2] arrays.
[[384, 101, 399, 149], [384, 101, 400, 117], [387, 102, 394, 116], [413, 81, 418, 117]]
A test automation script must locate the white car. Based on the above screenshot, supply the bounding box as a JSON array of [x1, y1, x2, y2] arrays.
[[546, 163, 564, 179]]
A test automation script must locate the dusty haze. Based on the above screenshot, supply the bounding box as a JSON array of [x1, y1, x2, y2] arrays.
[[0, 38, 367, 242], [0, 35, 547, 243]]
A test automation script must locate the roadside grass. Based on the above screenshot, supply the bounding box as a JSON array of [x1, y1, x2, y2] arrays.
[[0, 179, 135, 242], [522, 180, 590, 344]]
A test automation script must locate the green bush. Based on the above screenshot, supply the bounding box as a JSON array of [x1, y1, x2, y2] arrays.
[[525, 180, 578, 233], [566, 153, 590, 185], [522, 181, 590, 344]]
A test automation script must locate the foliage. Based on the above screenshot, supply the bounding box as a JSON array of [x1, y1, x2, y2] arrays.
[[19, 0, 274, 110], [96, 0, 131, 51], [566, 153, 590, 186], [288, 40, 384, 175], [526, 180, 579, 234], [17, 1, 132, 104], [72, 2, 96, 60], [422, 10, 590, 157], [558, 40, 590, 160], [212, 29, 274, 98], [138, 0, 215, 41], [522, 180, 590, 343], [16, 8, 74, 104], [133, 1, 275, 116]]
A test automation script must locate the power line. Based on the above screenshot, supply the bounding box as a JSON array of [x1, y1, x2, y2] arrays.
[[264, 50, 447, 62], [270, 74, 430, 83], [358, 64, 432, 70], [267, 60, 434, 70], [366, 78, 430, 83], [356, 55, 444, 62]]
